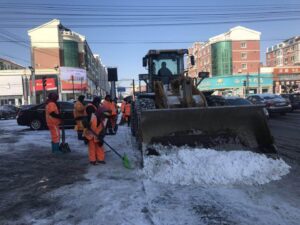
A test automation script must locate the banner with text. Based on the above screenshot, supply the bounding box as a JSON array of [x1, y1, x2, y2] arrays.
[[60, 67, 87, 91]]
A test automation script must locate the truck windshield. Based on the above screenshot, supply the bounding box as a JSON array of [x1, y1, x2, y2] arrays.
[[151, 53, 183, 77], [152, 58, 178, 76]]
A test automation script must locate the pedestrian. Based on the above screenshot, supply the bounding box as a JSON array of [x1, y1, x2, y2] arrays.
[[102, 95, 115, 134], [120, 99, 126, 121], [45, 92, 62, 153], [83, 96, 101, 144], [85, 96, 101, 123], [112, 98, 118, 132], [73, 95, 86, 140], [124, 99, 131, 126], [83, 106, 108, 165]]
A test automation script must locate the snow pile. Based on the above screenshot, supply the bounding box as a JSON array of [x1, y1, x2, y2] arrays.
[[143, 146, 290, 186]]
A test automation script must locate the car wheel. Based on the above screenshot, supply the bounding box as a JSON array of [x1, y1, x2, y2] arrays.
[[30, 119, 42, 130]]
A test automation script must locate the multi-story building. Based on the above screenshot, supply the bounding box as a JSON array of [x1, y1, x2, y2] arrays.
[[188, 26, 261, 77], [188, 26, 264, 97], [0, 58, 24, 70], [28, 19, 109, 103], [266, 36, 300, 67], [0, 69, 31, 105]]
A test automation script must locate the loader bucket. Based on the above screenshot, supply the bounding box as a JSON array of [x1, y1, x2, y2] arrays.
[[140, 105, 276, 154]]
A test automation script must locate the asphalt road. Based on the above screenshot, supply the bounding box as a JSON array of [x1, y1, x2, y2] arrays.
[[268, 110, 300, 164]]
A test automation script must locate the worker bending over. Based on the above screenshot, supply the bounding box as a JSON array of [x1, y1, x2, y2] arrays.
[[83, 107, 108, 165]]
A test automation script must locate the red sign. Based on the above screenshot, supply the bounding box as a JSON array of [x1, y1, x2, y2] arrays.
[[273, 67, 300, 75], [61, 80, 88, 91], [30, 78, 57, 91]]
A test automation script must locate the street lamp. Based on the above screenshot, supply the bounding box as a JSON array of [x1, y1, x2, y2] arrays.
[[28, 66, 36, 104]]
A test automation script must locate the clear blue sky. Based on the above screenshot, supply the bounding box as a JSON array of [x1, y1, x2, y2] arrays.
[[1, 0, 300, 83]]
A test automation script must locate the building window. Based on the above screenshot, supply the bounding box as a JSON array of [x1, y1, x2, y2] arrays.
[[284, 58, 288, 64], [291, 56, 295, 62], [242, 63, 247, 69], [241, 42, 247, 48], [241, 52, 247, 59]]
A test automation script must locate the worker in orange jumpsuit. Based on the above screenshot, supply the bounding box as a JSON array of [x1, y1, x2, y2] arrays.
[[120, 100, 126, 124], [83, 96, 101, 144], [102, 95, 116, 134], [73, 95, 86, 140], [45, 92, 62, 153], [83, 106, 108, 165], [124, 99, 131, 126], [112, 98, 118, 132]]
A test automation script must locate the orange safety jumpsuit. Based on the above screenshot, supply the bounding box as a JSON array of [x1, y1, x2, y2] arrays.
[[73, 100, 86, 132], [121, 101, 126, 120], [46, 102, 61, 143], [102, 100, 117, 130], [83, 114, 105, 162], [111, 102, 117, 129], [124, 103, 131, 126], [124, 103, 131, 120]]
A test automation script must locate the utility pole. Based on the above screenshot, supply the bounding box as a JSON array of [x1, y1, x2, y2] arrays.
[[71, 75, 75, 100], [42, 76, 47, 102], [54, 66, 61, 100], [132, 79, 135, 97], [246, 73, 249, 97], [29, 66, 36, 104], [258, 68, 261, 94]]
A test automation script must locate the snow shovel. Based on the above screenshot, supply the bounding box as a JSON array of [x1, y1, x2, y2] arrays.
[[59, 113, 71, 153]]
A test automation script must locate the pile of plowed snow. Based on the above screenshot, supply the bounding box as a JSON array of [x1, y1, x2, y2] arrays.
[[143, 146, 290, 186]]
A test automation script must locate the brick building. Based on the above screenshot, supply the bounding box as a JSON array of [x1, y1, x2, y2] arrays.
[[188, 26, 261, 77], [28, 19, 109, 103], [266, 36, 300, 67], [0, 58, 24, 70]]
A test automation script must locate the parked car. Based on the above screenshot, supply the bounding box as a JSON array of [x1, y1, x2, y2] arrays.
[[17, 101, 75, 130], [247, 94, 291, 115], [224, 96, 269, 118], [19, 104, 36, 110], [281, 93, 300, 110], [0, 105, 18, 119]]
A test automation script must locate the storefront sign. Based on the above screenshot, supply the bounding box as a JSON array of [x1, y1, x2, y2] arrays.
[[199, 74, 273, 91], [31, 78, 57, 91], [274, 67, 300, 75]]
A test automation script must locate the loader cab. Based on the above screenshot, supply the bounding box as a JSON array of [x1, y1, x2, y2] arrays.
[[142, 49, 189, 91]]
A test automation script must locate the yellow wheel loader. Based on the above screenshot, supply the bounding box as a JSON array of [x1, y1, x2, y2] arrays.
[[131, 49, 276, 157]]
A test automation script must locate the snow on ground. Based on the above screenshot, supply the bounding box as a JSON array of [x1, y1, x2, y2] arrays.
[[143, 146, 290, 186], [1, 120, 300, 225]]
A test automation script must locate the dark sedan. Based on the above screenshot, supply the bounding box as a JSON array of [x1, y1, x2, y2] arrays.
[[247, 94, 291, 115], [17, 102, 75, 130], [281, 93, 300, 110], [0, 105, 18, 119], [224, 96, 269, 118]]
